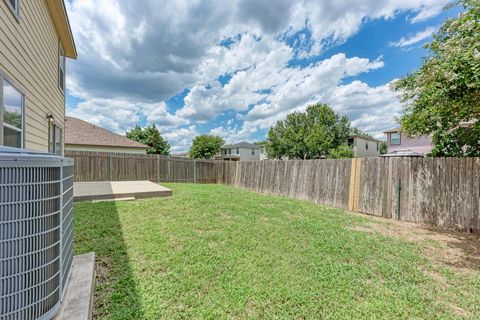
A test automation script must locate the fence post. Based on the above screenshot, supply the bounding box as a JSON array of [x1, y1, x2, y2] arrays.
[[157, 155, 160, 182], [193, 159, 197, 183], [108, 154, 113, 180], [348, 158, 362, 212]]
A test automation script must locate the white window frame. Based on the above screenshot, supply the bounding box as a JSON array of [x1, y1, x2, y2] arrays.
[[58, 43, 66, 94], [0, 74, 25, 148], [48, 121, 63, 155], [5, 0, 20, 19]]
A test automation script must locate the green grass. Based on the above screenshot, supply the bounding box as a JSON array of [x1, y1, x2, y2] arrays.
[[74, 183, 480, 319]]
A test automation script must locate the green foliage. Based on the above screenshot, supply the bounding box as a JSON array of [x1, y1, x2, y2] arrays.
[[379, 141, 388, 155], [393, 0, 480, 156], [3, 111, 21, 128], [266, 103, 351, 159], [189, 134, 224, 159], [126, 124, 170, 155], [328, 144, 354, 159]]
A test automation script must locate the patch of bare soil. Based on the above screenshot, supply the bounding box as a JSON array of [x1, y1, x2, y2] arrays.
[[350, 217, 480, 272]]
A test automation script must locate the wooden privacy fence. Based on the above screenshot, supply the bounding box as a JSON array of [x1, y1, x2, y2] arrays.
[[65, 151, 217, 183], [217, 157, 480, 231]]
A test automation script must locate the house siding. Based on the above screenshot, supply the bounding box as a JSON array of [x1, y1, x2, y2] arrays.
[[352, 137, 380, 157], [65, 144, 147, 154], [220, 147, 261, 160], [386, 132, 433, 155], [1, 0, 65, 152]]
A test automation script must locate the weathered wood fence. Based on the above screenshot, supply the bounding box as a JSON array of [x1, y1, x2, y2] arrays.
[[217, 158, 480, 231], [65, 151, 217, 183], [66, 151, 480, 231]]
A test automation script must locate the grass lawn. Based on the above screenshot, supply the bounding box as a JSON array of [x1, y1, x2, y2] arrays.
[[74, 183, 480, 319]]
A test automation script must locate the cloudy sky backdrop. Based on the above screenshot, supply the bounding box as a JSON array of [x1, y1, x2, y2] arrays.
[[65, 0, 460, 152]]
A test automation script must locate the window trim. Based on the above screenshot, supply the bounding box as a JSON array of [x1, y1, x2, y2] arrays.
[[58, 43, 66, 94], [48, 120, 64, 155], [390, 132, 401, 146], [0, 74, 25, 148], [4, 0, 20, 20]]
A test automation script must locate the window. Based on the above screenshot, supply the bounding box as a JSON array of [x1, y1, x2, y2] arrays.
[[390, 132, 401, 145], [366, 142, 368, 150], [347, 138, 354, 147], [6, 0, 20, 18], [228, 149, 231, 155], [236, 148, 239, 155], [251, 149, 255, 156], [1, 78, 24, 148], [49, 122, 63, 155], [376, 142, 379, 151], [58, 45, 66, 93]]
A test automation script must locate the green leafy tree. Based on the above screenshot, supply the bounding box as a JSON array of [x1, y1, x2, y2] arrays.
[[189, 135, 224, 159], [393, 0, 480, 156], [126, 124, 170, 155], [328, 144, 354, 159], [379, 141, 388, 155], [266, 103, 351, 159]]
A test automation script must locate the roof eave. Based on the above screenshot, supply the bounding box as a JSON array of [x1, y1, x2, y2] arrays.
[[45, 0, 77, 59]]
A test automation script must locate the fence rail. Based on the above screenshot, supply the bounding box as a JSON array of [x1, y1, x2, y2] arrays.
[[66, 150, 480, 231], [65, 151, 217, 183]]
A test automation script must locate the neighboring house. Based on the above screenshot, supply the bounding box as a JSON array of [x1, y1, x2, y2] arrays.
[[383, 127, 433, 157], [217, 142, 261, 161], [0, 0, 77, 155], [347, 135, 381, 157], [64, 117, 148, 154], [172, 152, 190, 158]]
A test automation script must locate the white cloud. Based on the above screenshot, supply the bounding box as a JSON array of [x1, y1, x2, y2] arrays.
[[65, 0, 451, 150], [389, 26, 438, 48]]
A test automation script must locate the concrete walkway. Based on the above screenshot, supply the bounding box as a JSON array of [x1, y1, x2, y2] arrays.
[[54, 253, 96, 320], [74, 181, 172, 201]]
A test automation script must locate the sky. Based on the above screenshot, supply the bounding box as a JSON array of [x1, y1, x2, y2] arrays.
[[65, 0, 462, 152]]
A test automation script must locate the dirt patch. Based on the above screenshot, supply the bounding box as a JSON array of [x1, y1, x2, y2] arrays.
[[350, 217, 480, 272]]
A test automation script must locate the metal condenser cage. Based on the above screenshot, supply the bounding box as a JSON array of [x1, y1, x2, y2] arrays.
[[0, 147, 74, 320]]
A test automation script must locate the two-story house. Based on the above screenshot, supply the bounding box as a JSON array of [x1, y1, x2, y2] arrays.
[[1, 0, 77, 154], [383, 127, 433, 156], [217, 142, 261, 161], [347, 135, 381, 157]]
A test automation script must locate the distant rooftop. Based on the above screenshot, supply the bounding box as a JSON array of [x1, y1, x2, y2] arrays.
[[223, 142, 260, 149], [65, 117, 147, 149]]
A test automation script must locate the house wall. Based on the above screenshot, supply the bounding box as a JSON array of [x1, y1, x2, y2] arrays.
[[1, 0, 65, 152], [353, 137, 380, 157], [220, 147, 260, 160], [386, 132, 433, 155], [65, 144, 147, 154], [259, 146, 268, 160]]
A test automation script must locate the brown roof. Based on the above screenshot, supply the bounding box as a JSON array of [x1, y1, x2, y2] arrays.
[[65, 117, 147, 149]]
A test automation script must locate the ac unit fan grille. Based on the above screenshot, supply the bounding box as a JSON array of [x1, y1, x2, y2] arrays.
[[1, 154, 74, 320]]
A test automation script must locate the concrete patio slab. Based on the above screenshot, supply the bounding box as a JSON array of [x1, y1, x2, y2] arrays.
[[54, 252, 96, 320], [74, 180, 172, 201]]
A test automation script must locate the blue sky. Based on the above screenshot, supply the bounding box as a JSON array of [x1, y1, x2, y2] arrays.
[[65, 0, 461, 152]]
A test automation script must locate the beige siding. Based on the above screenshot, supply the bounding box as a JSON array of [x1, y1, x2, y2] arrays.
[[65, 144, 148, 155], [0, 0, 65, 152]]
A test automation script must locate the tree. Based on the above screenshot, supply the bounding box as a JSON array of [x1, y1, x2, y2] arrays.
[[393, 0, 480, 156], [328, 144, 354, 159], [379, 141, 388, 155], [189, 135, 224, 159], [126, 124, 170, 155], [266, 103, 351, 159]]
